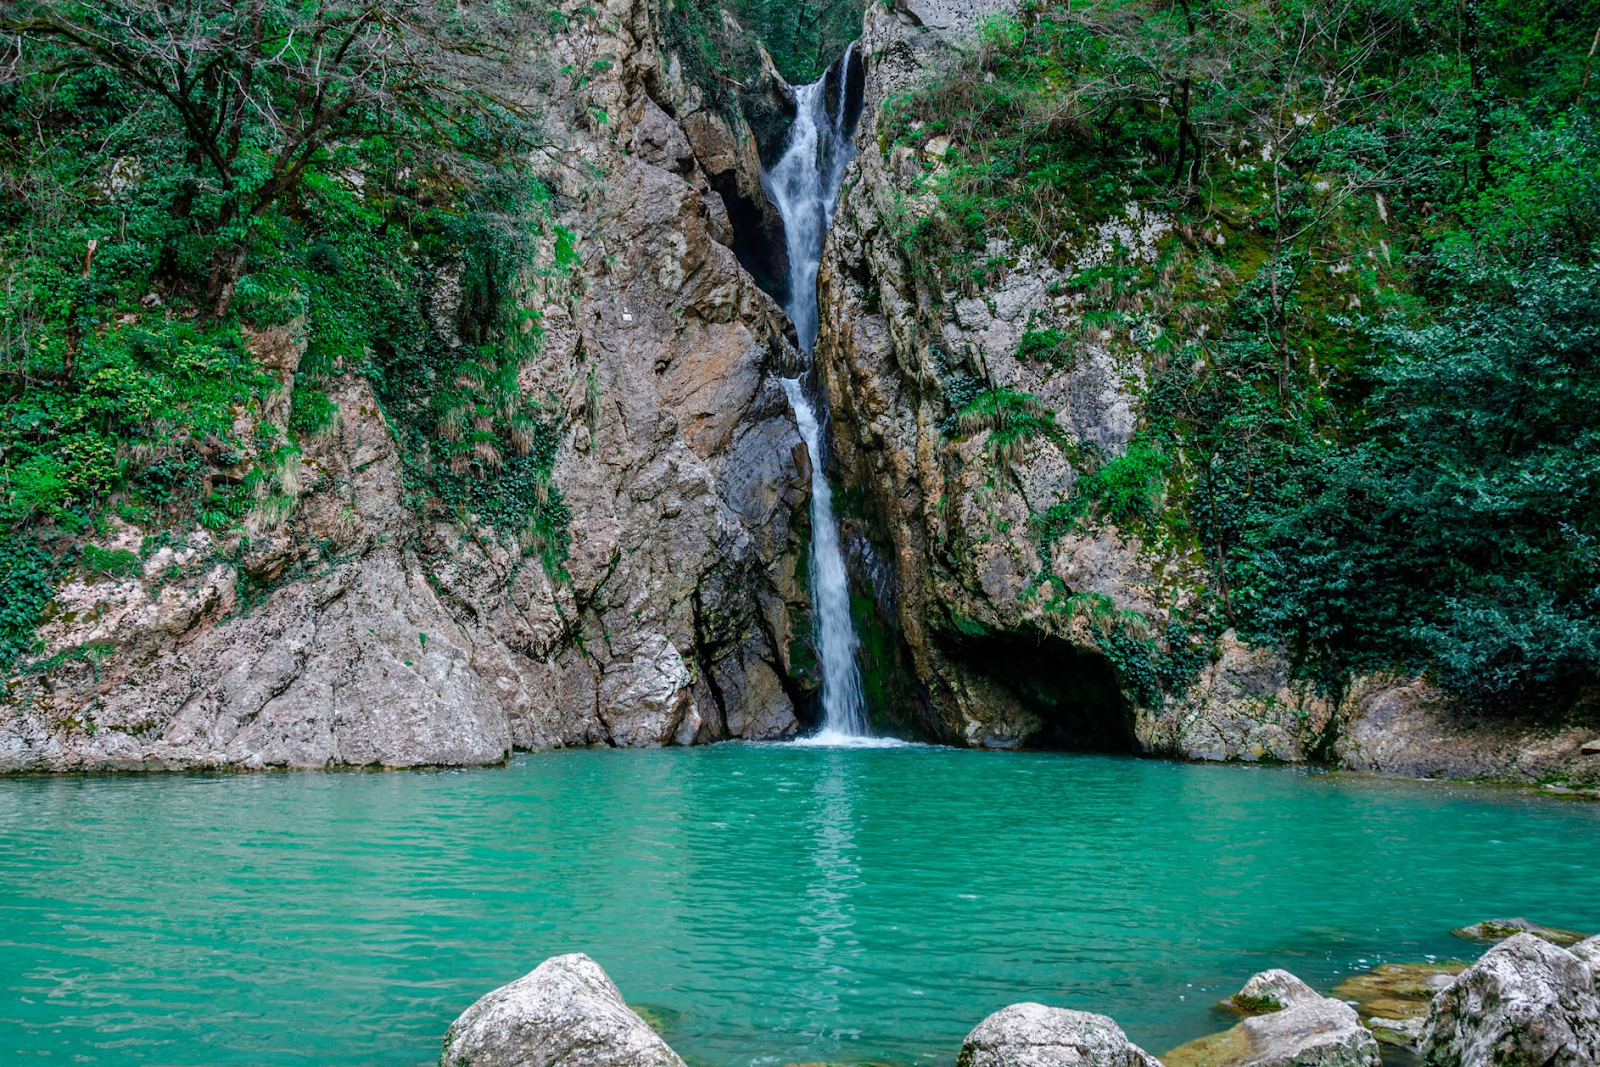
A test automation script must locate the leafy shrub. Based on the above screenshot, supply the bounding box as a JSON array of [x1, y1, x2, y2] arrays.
[[0, 537, 55, 672], [288, 386, 338, 437], [1015, 327, 1076, 370], [951, 387, 1068, 474]]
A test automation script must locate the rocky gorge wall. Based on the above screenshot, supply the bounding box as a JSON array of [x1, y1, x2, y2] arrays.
[[810, 0, 1600, 786], [0, 0, 817, 772], [5, 0, 1596, 787]]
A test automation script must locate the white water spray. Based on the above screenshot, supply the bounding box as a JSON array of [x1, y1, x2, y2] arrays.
[[767, 46, 872, 740]]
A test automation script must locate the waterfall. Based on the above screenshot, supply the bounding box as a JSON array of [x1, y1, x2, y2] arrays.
[[767, 46, 870, 740]]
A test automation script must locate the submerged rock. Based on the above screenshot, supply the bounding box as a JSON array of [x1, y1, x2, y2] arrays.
[[1451, 918, 1590, 948], [440, 954, 686, 1067], [1331, 961, 1464, 1048], [1420, 933, 1600, 1067], [1163, 970, 1379, 1067], [957, 1003, 1162, 1067]]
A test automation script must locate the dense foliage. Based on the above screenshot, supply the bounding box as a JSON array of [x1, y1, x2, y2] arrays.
[[664, 0, 864, 157], [889, 0, 1600, 711], [0, 0, 570, 671], [668, 0, 864, 88]]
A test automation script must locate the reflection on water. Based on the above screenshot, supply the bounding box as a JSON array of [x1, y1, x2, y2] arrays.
[[2, 747, 1598, 1067], [799, 755, 861, 1041]]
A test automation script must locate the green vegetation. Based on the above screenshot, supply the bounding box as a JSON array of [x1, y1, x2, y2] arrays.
[[950, 386, 1069, 476], [0, 0, 571, 671], [1230, 992, 1285, 1016], [663, 0, 864, 158], [667, 0, 864, 89], [889, 0, 1600, 712], [1034, 433, 1170, 553]]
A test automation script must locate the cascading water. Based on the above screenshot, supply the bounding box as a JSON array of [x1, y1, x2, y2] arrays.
[[766, 46, 872, 740]]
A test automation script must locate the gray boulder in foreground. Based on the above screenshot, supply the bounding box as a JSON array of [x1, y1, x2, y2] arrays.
[[1421, 933, 1600, 1067], [1163, 969, 1378, 1067], [958, 1003, 1163, 1067], [440, 954, 685, 1067], [1572, 936, 1600, 992]]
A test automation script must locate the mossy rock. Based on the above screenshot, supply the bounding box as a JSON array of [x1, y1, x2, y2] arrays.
[[1223, 992, 1282, 1016], [1332, 961, 1465, 1021], [1161, 1025, 1255, 1067], [1331, 960, 1465, 1047], [1451, 918, 1590, 948]]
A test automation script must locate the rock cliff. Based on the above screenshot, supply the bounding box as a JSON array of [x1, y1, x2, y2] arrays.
[[0, 0, 815, 771], [810, 0, 1600, 784]]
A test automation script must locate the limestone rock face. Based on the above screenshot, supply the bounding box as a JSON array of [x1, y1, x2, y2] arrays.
[[0, 0, 814, 771], [1164, 970, 1379, 1067], [1420, 933, 1600, 1067], [958, 1003, 1163, 1067], [817, 0, 1346, 754], [1334, 681, 1600, 788], [812, 0, 1157, 748], [1139, 634, 1330, 763], [441, 954, 684, 1067]]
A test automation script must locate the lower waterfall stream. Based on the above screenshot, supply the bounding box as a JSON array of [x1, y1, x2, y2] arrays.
[[766, 45, 872, 740]]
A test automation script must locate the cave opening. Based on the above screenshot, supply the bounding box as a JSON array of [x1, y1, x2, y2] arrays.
[[940, 628, 1139, 753]]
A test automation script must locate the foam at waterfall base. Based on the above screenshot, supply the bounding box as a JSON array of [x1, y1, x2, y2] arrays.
[[790, 729, 919, 749]]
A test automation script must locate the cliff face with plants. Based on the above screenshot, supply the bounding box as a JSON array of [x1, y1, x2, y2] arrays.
[[4, 0, 1597, 782], [815, 0, 1600, 783], [0, 0, 819, 770]]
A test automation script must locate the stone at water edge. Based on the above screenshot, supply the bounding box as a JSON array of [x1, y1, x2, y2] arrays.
[[1161, 969, 1379, 1067], [1331, 960, 1465, 1048], [1420, 932, 1600, 1067], [1451, 917, 1590, 948], [957, 1003, 1163, 1067], [1226, 969, 1320, 1014], [440, 953, 686, 1067]]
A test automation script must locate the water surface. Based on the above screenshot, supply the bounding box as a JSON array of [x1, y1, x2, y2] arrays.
[[3, 746, 1597, 1066]]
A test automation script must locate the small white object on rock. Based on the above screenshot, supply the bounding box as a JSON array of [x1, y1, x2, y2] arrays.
[[958, 1003, 1162, 1067], [1421, 933, 1600, 1067], [440, 953, 685, 1067]]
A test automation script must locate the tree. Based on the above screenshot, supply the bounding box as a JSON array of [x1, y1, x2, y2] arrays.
[[3, 0, 543, 316]]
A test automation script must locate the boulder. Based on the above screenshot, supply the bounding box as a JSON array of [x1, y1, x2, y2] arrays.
[[1452, 918, 1590, 948], [957, 1003, 1162, 1067], [1229, 969, 1320, 1014], [1420, 933, 1600, 1067], [1163, 970, 1379, 1067], [1573, 936, 1600, 990], [440, 954, 686, 1067]]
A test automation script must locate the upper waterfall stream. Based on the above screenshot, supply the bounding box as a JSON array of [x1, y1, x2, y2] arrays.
[[765, 46, 873, 741]]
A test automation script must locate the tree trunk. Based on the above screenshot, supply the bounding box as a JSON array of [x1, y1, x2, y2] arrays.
[[1462, 0, 1492, 190], [207, 243, 248, 319]]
